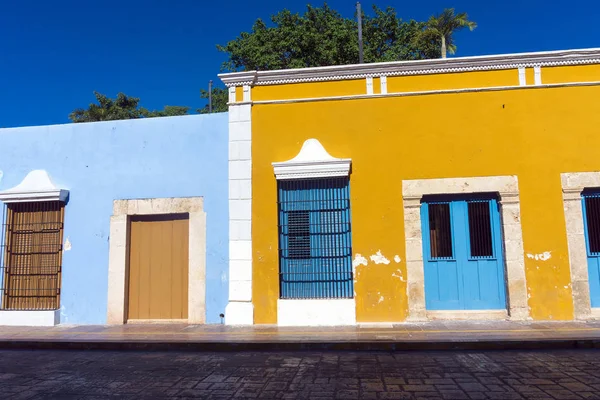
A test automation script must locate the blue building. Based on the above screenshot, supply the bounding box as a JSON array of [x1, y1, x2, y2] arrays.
[[0, 113, 229, 325]]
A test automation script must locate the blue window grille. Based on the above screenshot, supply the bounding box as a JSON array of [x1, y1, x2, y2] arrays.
[[277, 177, 353, 299], [583, 192, 600, 256]]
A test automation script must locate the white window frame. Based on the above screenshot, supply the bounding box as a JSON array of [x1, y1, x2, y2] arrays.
[[0, 170, 69, 326], [402, 175, 528, 321], [561, 172, 600, 320]]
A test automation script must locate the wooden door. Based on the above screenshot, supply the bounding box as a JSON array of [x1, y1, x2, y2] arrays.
[[127, 214, 189, 320]]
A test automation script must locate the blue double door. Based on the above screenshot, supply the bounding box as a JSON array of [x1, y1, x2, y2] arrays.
[[421, 195, 507, 310]]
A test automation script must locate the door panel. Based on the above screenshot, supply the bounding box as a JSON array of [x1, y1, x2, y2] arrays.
[[423, 196, 507, 311], [127, 214, 189, 320]]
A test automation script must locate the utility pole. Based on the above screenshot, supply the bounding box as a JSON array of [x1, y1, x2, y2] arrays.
[[357, 2, 364, 63], [208, 80, 213, 113]]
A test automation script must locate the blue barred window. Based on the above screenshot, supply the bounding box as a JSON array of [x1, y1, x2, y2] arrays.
[[277, 178, 353, 299]]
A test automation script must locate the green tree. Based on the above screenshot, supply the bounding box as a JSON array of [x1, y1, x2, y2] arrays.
[[198, 87, 229, 114], [423, 8, 476, 58], [217, 3, 441, 72], [69, 92, 190, 123], [206, 3, 446, 110], [144, 105, 190, 118]]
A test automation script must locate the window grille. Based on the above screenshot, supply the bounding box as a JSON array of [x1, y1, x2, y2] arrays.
[[428, 202, 453, 259], [584, 193, 600, 255], [277, 177, 353, 299], [467, 200, 494, 258], [0, 201, 64, 310]]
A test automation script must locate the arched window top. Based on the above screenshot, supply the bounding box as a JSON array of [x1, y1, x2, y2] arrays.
[[272, 139, 351, 180]]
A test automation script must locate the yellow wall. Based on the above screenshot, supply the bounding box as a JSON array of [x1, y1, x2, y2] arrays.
[[387, 70, 518, 93], [543, 65, 600, 84], [250, 66, 600, 324], [253, 79, 365, 101]]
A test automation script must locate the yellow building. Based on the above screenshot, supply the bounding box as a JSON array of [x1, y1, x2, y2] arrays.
[[220, 48, 600, 326]]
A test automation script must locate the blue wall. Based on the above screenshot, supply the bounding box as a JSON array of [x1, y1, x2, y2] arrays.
[[0, 113, 229, 324]]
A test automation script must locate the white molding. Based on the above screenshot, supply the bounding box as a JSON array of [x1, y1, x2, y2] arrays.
[[380, 76, 388, 94], [560, 171, 600, 320], [219, 48, 600, 87], [518, 67, 526, 86], [272, 139, 351, 180], [0, 170, 68, 203], [534, 66, 542, 85], [251, 81, 600, 106], [278, 299, 356, 326], [106, 197, 207, 325], [402, 175, 529, 321], [0, 310, 60, 326], [243, 85, 251, 102], [366, 77, 374, 95]]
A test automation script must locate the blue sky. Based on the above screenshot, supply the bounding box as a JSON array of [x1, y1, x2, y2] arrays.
[[1, 0, 598, 128]]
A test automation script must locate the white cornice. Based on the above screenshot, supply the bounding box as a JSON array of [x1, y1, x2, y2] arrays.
[[0, 170, 68, 203], [272, 139, 351, 180], [219, 48, 600, 87]]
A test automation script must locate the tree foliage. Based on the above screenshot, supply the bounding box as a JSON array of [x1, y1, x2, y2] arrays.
[[217, 4, 441, 72], [69, 4, 476, 122], [69, 91, 190, 123], [198, 87, 229, 114], [424, 8, 477, 58]]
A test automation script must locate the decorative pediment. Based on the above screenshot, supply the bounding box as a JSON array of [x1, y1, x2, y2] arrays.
[[272, 139, 351, 180], [0, 170, 69, 203]]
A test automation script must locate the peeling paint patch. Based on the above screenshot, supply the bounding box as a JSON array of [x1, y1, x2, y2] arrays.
[[526, 251, 552, 261], [370, 251, 390, 265], [378, 296, 385, 304], [391, 269, 405, 282], [60, 305, 68, 323], [353, 254, 368, 268], [63, 237, 72, 252], [394, 255, 401, 263]]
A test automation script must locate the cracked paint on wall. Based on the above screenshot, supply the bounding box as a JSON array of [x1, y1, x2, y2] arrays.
[[370, 251, 390, 265], [352, 254, 368, 268], [527, 251, 552, 261], [63, 237, 72, 252]]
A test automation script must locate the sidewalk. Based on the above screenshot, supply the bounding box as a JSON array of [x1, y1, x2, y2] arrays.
[[1, 320, 600, 351]]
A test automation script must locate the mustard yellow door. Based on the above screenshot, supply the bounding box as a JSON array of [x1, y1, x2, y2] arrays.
[[127, 214, 189, 320]]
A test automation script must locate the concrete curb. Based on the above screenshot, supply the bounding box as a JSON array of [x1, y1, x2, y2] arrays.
[[1, 339, 600, 352]]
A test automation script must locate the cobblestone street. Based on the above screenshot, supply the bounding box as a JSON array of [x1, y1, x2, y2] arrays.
[[1, 349, 600, 399]]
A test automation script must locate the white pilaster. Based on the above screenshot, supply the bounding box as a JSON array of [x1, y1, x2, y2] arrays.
[[380, 76, 388, 94], [366, 77, 374, 95], [226, 102, 254, 325], [534, 66, 542, 85]]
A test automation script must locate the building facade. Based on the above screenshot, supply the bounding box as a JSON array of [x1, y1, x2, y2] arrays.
[[0, 114, 229, 326], [220, 48, 600, 326], [2, 48, 600, 327]]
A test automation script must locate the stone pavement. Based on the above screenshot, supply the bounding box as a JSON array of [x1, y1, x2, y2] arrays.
[[2, 348, 600, 399], [2, 320, 600, 351]]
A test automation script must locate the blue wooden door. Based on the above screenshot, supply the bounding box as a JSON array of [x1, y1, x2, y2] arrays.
[[582, 193, 600, 307], [422, 196, 507, 310]]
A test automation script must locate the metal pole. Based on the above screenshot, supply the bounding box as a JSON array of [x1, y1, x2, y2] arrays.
[[208, 80, 213, 113], [357, 2, 364, 64]]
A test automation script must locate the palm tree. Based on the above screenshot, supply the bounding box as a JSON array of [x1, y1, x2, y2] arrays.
[[425, 8, 477, 59]]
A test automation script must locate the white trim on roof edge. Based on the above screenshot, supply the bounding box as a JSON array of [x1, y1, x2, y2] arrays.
[[272, 139, 351, 180], [0, 170, 68, 203], [219, 48, 600, 87]]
